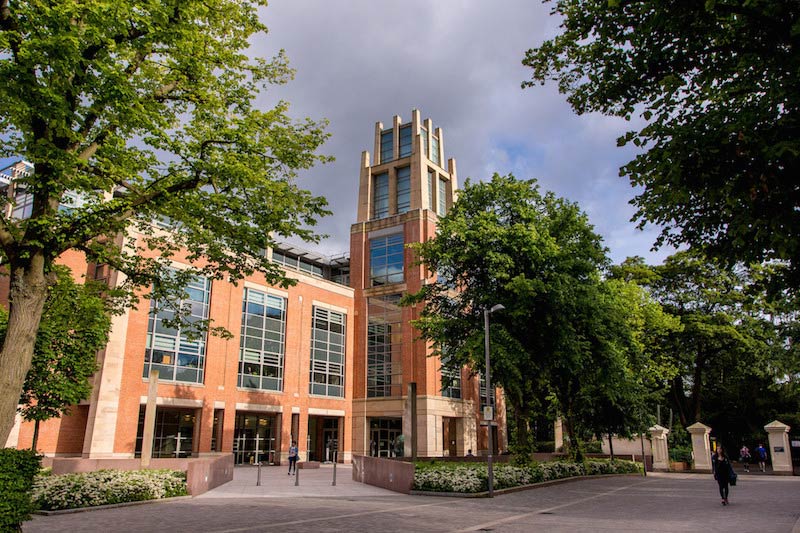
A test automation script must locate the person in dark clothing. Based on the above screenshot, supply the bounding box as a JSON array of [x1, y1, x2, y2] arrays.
[[712, 446, 734, 505]]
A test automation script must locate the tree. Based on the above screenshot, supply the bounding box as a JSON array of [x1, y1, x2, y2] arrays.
[[610, 252, 785, 440], [523, 1, 800, 290], [0, 267, 114, 450], [406, 174, 656, 458], [0, 1, 331, 442]]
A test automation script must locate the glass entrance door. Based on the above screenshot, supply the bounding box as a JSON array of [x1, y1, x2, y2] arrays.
[[369, 418, 402, 457], [233, 413, 276, 465]]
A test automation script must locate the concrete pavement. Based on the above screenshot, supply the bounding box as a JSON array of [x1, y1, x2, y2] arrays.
[[24, 466, 800, 532]]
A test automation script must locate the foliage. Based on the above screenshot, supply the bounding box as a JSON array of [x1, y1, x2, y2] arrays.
[[0, 448, 41, 531], [0, 267, 115, 449], [669, 445, 693, 464], [523, 1, 800, 290], [610, 253, 799, 443], [0, 0, 331, 442], [32, 469, 187, 511], [413, 459, 641, 493], [407, 174, 668, 459]]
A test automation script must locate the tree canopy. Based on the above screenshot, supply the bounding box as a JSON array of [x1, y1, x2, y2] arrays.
[[407, 174, 668, 458], [523, 1, 800, 290], [0, 0, 331, 442]]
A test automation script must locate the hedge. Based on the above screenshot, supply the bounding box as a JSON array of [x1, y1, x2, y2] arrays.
[[0, 448, 42, 532], [414, 459, 641, 493], [33, 469, 188, 511]]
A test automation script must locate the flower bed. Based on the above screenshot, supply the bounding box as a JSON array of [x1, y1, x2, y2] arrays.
[[413, 459, 640, 493], [32, 469, 188, 511]]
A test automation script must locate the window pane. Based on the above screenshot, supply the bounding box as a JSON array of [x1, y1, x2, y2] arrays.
[[237, 288, 287, 392], [397, 166, 411, 214], [373, 173, 389, 219], [380, 130, 393, 163], [399, 125, 412, 158], [370, 234, 404, 286], [308, 306, 346, 397]]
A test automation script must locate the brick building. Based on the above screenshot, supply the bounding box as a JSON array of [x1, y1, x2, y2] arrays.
[[3, 110, 506, 464]]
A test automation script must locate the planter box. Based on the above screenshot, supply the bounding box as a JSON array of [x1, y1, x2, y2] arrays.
[[298, 461, 320, 469], [670, 461, 687, 471]]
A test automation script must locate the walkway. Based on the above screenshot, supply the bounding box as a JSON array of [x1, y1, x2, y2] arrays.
[[24, 468, 800, 532]]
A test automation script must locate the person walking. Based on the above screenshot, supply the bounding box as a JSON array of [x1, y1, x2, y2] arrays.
[[756, 443, 768, 472], [739, 445, 751, 473], [288, 440, 299, 475], [712, 446, 734, 506]]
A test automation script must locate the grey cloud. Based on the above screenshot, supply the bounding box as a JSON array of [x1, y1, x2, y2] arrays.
[[252, 0, 671, 265]]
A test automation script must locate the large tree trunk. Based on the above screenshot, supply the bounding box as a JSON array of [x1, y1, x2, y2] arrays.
[[608, 434, 615, 460], [0, 260, 49, 444]]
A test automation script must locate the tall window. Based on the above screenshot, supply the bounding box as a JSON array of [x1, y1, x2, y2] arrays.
[[238, 289, 286, 391], [431, 136, 441, 166], [441, 367, 462, 399], [309, 307, 346, 397], [144, 274, 210, 383], [367, 295, 403, 397], [373, 172, 389, 219], [399, 125, 412, 158], [396, 166, 411, 214], [370, 233, 404, 286], [421, 128, 429, 157], [427, 169, 435, 211], [380, 130, 393, 163], [438, 177, 448, 216]]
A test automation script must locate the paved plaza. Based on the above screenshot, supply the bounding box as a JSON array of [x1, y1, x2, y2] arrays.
[[24, 465, 800, 532]]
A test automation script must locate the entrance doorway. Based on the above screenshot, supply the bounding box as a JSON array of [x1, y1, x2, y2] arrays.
[[233, 413, 277, 465], [135, 407, 196, 458], [308, 416, 340, 462], [443, 417, 458, 456], [369, 417, 402, 457]]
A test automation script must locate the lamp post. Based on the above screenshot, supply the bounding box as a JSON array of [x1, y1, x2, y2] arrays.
[[483, 303, 504, 498]]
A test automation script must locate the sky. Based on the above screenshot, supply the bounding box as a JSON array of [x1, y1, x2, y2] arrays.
[[252, 0, 675, 265]]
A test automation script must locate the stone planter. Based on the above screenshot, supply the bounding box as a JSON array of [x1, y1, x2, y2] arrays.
[[670, 461, 687, 471]]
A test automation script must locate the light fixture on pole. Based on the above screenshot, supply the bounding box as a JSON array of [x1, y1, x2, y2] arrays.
[[483, 303, 504, 498]]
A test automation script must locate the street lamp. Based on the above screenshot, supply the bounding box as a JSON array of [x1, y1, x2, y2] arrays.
[[483, 303, 504, 498]]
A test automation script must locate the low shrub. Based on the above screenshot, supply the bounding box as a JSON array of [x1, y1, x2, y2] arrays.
[[0, 448, 41, 531], [669, 445, 693, 463], [32, 469, 188, 511], [413, 459, 641, 493]]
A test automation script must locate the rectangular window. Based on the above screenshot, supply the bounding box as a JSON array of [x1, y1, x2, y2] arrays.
[[427, 169, 435, 211], [441, 366, 462, 399], [396, 166, 411, 214], [144, 274, 210, 384], [421, 128, 429, 157], [380, 130, 393, 163], [431, 136, 441, 166], [438, 177, 447, 216], [373, 172, 389, 219], [399, 125, 412, 158], [480, 377, 497, 409], [367, 295, 403, 398], [309, 307, 346, 397], [370, 233, 404, 286], [238, 289, 287, 392]]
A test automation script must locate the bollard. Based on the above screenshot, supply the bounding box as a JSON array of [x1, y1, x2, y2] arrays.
[[257, 462, 262, 486], [332, 461, 337, 486], [295, 464, 300, 486]]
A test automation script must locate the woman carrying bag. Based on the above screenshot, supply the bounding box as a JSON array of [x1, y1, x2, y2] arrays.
[[712, 446, 737, 505]]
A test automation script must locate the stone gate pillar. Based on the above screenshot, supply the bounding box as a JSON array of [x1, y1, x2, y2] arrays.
[[649, 425, 670, 471], [764, 420, 792, 475], [687, 422, 712, 473]]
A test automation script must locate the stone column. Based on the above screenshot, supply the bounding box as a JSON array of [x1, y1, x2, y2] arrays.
[[649, 425, 670, 471], [764, 420, 792, 475], [140, 369, 159, 468], [554, 417, 563, 452], [687, 422, 712, 472]]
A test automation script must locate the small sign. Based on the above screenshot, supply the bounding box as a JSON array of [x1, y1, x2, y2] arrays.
[[773, 446, 784, 453], [791, 440, 800, 447], [483, 406, 493, 421]]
